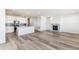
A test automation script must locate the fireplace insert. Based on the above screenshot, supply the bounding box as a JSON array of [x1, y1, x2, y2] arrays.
[[53, 25, 58, 30], [52, 24, 59, 31]]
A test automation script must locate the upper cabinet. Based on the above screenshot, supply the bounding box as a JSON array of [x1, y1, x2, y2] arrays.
[[6, 15, 27, 23], [6, 15, 14, 23], [13, 16, 27, 23]]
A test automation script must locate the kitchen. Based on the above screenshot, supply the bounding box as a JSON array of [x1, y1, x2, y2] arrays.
[[5, 14, 35, 36]]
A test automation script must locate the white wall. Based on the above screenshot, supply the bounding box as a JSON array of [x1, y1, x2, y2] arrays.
[[27, 14, 79, 34], [31, 16, 48, 31], [60, 14, 79, 34], [46, 16, 53, 30], [30, 17, 40, 30], [39, 16, 47, 31], [51, 15, 60, 24], [31, 16, 60, 31], [0, 9, 5, 44], [31, 16, 49, 31]]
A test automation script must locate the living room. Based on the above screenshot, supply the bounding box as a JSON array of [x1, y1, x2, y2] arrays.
[[0, 9, 79, 50]]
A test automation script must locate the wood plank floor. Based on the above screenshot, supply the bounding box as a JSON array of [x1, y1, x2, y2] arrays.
[[0, 31, 79, 50]]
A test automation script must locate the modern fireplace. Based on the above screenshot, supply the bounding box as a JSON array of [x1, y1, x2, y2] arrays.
[[52, 24, 59, 31]]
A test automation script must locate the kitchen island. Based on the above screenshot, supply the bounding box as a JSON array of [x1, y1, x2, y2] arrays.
[[17, 26, 35, 36]]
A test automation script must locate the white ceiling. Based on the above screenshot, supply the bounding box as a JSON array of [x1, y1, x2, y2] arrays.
[[6, 9, 79, 17]]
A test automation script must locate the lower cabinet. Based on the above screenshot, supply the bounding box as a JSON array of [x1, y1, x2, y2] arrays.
[[6, 27, 14, 33]]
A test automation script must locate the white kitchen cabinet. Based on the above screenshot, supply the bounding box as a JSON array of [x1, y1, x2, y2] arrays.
[[6, 15, 14, 23], [5, 15, 27, 33], [6, 15, 27, 24], [13, 16, 27, 23], [6, 27, 14, 33]]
